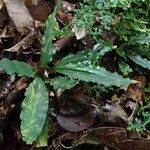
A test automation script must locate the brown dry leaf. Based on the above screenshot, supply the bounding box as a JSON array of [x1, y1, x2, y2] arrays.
[[55, 36, 74, 51], [66, 127, 128, 149], [120, 139, 150, 150], [98, 102, 128, 125], [4, 32, 34, 52], [24, 0, 51, 22], [0, 74, 15, 99], [3, 0, 34, 33], [58, 132, 85, 149], [0, 5, 8, 27], [111, 76, 146, 121], [125, 76, 146, 104], [57, 1, 75, 25], [56, 108, 97, 132], [0, 0, 3, 9], [112, 76, 146, 104], [85, 127, 127, 149], [0, 27, 8, 39], [0, 77, 29, 119]]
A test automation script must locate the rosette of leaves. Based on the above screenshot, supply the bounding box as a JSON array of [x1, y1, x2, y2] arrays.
[[0, 0, 138, 148]]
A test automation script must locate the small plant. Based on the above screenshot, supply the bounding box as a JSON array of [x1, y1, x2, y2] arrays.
[[0, 0, 136, 147], [128, 84, 150, 134], [73, 0, 150, 134], [0, 0, 150, 147], [128, 99, 150, 133]]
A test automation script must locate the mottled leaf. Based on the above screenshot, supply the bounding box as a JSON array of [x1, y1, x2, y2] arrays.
[[129, 34, 150, 45], [34, 118, 49, 147], [59, 44, 112, 67], [96, 42, 113, 58], [56, 58, 135, 87], [129, 55, 150, 70], [41, 0, 61, 66], [20, 77, 49, 144], [47, 76, 79, 92], [0, 58, 36, 77]]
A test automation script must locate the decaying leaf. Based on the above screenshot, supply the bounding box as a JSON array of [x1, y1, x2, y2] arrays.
[[0, 74, 15, 99], [25, 0, 51, 22], [120, 139, 150, 150], [73, 26, 86, 40], [4, 32, 34, 52], [125, 76, 146, 105], [0, 5, 8, 27], [0, 77, 29, 119], [97, 102, 128, 125], [57, 1, 75, 25], [0, 0, 3, 10], [85, 127, 127, 149], [111, 76, 146, 121], [3, 0, 34, 33], [55, 108, 97, 132], [0, 27, 13, 39], [56, 127, 127, 149]]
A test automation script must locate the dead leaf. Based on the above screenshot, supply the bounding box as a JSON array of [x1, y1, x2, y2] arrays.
[[0, 5, 8, 27], [120, 139, 150, 150], [85, 127, 127, 149], [0, 0, 3, 9], [111, 76, 146, 121], [55, 36, 74, 51], [58, 132, 85, 149], [72, 25, 86, 40], [4, 32, 34, 52], [3, 0, 34, 33], [0, 77, 29, 119], [0, 74, 16, 99], [24, 0, 51, 22], [56, 108, 97, 132], [98, 102, 128, 125], [57, 1, 75, 25]]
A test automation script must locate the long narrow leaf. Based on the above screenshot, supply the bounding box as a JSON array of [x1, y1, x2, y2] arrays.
[[41, 0, 61, 66], [129, 55, 150, 70], [56, 63, 135, 87], [129, 34, 150, 45], [0, 58, 36, 77], [20, 77, 49, 144]]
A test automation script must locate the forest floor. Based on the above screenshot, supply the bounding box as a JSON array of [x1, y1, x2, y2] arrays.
[[0, 0, 150, 150]]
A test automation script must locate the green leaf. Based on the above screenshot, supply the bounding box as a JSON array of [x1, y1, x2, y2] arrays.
[[47, 77, 79, 92], [116, 48, 126, 59], [41, 0, 61, 66], [34, 118, 49, 147], [0, 58, 36, 77], [55, 58, 135, 87], [93, 42, 113, 59], [20, 77, 49, 144], [129, 55, 150, 70], [119, 61, 132, 76], [129, 34, 150, 45], [57, 43, 112, 67], [58, 50, 97, 66]]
